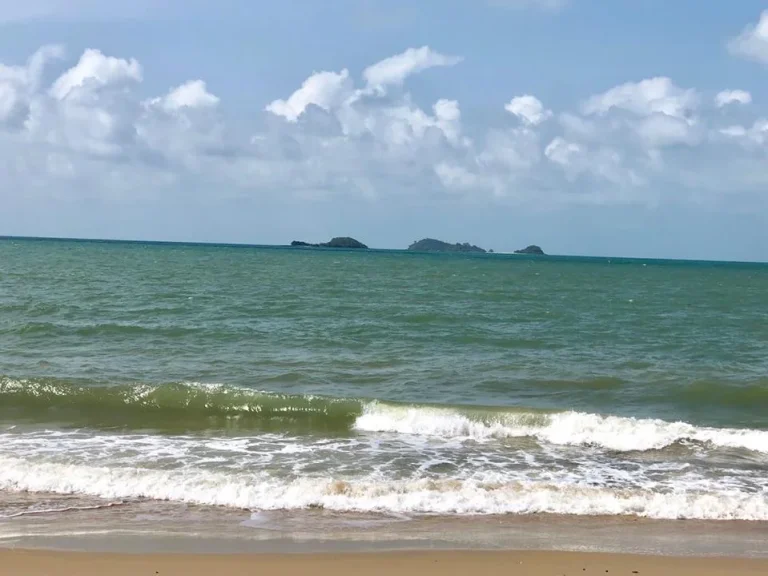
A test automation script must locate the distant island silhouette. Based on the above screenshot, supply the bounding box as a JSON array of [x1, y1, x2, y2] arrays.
[[286, 237, 544, 255], [514, 245, 545, 255], [408, 238, 487, 253], [291, 237, 368, 249]]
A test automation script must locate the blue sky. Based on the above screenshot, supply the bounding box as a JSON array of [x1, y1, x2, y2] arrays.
[[2, 1, 768, 260]]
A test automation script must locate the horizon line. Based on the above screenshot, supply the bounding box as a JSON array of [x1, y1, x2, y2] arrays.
[[0, 234, 765, 266]]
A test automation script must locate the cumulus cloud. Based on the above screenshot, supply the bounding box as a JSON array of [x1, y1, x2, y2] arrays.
[[581, 77, 703, 147], [583, 77, 698, 119], [264, 48, 468, 155], [635, 114, 701, 147], [147, 80, 220, 112], [505, 95, 552, 126], [543, 136, 643, 190], [50, 49, 142, 100], [265, 69, 352, 122], [715, 89, 752, 108], [22, 49, 146, 159], [728, 10, 768, 64], [0, 44, 64, 129]]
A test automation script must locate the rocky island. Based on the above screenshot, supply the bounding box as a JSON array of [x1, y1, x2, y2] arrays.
[[290, 237, 368, 249], [514, 245, 545, 255], [408, 238, 487, 253]]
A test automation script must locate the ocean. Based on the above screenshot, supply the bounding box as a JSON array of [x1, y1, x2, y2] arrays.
[[1, 237, 767, 551]]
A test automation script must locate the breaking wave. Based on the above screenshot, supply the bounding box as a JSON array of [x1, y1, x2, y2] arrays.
[[2, 377, 767, 453], [0, 455, 766, 520]]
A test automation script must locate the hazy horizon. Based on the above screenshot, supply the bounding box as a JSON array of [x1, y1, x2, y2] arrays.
[[4, 234, 768, 264]]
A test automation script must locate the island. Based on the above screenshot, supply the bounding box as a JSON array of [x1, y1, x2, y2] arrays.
[[407, 238, 487, 253], [514, 245, 545, 255], [290, 237, 368, 249]]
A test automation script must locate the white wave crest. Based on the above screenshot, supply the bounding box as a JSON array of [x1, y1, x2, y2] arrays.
[[0, 456, 766, 520], [354, 403, 768, 453]]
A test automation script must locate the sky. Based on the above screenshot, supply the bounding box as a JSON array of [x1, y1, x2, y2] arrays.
[[1, 0, 768, 260]]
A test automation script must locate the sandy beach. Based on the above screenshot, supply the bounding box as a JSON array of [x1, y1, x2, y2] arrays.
[[2, 549, 768, 576]]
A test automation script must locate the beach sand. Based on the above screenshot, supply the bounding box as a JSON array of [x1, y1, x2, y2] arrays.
[[2, 549, 767, 576]]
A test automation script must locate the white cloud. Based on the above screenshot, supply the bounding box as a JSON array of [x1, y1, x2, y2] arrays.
[[0, 85, 18, 124], [544, 137, 643, 189], [265, 69, 352, 122], [716, 119, 768, 146], [635, 114, 700, 147], [147, 80, 220, 112], [50, 49, 142, 100], [715, 89, 752, 108], [25, 45, 67, 92], [581, 78, 702, 148], [264, 49, 468, 154], [2, 43, 768, 221], [505, 95, 552, 126], [138, 82, 227, 164], [544, 137, 581, 167], [355, 97, 467, 152], [433, 99, 463, 145], [362, 46, 461, 90], [29, 49, 145, 159], [728, 10, 768, 64], [750, 120, 768, 145], [583, 77, 697, 119], [0, 45, 63, 129]]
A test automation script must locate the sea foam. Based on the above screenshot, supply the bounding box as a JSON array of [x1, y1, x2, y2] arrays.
[[0, 454, 766, 520], [354, 402, 768, 453]]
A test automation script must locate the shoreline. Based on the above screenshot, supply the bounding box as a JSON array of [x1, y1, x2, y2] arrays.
[[2, 549, 768, 576], [2, 500, 768, 558]]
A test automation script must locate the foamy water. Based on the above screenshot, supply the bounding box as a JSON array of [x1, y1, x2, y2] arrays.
[[355, 402, 768, 453], [0, 399, 766, 521]]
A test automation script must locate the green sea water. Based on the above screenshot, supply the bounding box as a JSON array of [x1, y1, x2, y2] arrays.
[[0, 237, 767, 521]]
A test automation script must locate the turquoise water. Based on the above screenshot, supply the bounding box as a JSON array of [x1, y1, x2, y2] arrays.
[[1, 237, 767, 521]]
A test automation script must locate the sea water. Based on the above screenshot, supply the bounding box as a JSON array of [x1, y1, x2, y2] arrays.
[[1, 238, 767, 550]]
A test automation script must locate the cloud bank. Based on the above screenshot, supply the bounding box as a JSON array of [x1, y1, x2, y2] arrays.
[[1, 27, 767, 218]]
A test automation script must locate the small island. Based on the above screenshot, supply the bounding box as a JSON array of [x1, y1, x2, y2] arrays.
[[514, 245, 545, 255], [290, 237, 368, 249], [408, 238, 487, 253]]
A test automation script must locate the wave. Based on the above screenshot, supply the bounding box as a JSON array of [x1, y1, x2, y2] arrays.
[[355, 402, 768, 453], [2, 378, 767, 453], [0, 377, 361, 434], [0, 455, 765, 520]]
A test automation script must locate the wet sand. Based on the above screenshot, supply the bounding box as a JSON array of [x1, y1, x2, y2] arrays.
[[2, 549, 768, 576]]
